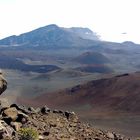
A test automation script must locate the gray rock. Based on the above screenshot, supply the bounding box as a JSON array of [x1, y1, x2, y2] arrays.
[[28, 107, 41, 114], [28, 107, 36, 112], [106, 132, 115, 139], [35, 107, 41, 113], [0, 73, 7, 95], [39, 135, 44, 140], [0, 120, 15, 139], [10, 122, 22, 131], [53, 109, 60, 113], [41, 106, 50, 114], [18, 111, 29, 118], [10, 104, 30, 114], [64, 111, 78, 122], [16, 111, 29, 124]]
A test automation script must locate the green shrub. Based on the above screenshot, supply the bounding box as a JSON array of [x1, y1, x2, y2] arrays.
[[18, 128, 39, 140]]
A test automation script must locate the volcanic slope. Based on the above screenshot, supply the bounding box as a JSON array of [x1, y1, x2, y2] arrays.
[[28, 72, 140, 115]]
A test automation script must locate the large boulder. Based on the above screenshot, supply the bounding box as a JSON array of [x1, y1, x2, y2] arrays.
[[3, 107, 18, 121], [0, 71, 7, 95]]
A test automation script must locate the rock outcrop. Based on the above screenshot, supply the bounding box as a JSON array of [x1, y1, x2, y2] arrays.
[[0, 71, 7, 95], [0, 101, 131, 140]]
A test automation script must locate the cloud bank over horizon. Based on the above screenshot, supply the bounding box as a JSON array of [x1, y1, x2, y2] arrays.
[[0, 0, 140, 43]]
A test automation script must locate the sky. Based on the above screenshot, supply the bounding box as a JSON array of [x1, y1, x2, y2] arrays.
[[0, 0, 140, 43]]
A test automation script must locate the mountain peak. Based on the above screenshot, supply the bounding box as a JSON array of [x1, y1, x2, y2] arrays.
[[43, 24, 59, 29], [0, 24, 99, 48], [122, 41, 136, 45]]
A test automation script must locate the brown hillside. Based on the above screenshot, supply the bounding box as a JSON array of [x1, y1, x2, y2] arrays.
[[26, 72, 140, 115]]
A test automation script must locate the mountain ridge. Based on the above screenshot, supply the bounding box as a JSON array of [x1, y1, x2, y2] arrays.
[[0, 24, 100, 49]]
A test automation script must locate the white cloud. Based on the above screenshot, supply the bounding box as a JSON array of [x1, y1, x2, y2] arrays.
[[0, 0, 140, 43]]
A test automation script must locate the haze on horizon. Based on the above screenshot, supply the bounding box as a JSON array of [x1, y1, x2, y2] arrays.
[[0, 0, 140, 43]]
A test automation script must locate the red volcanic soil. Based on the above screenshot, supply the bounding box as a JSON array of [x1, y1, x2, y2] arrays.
[[17, 72, 140, 138], [18, 72, 140, 115]]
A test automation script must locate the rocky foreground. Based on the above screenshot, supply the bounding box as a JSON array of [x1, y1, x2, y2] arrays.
[[0, 99, 132, 140]]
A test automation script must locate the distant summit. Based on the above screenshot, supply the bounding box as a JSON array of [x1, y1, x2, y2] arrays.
[[44, 24, 59, 29], [122, 41, 136, 46], [0, 24, 100, 49]]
